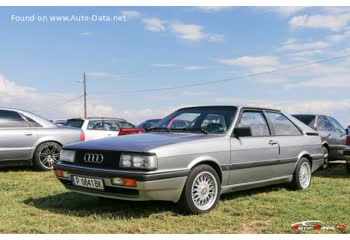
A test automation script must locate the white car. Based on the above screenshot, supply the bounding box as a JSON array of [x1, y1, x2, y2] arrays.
[[63, 117, 137, 141]]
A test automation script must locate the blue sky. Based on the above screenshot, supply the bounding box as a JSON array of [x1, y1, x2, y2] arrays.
[[0, 7, 350, 125]]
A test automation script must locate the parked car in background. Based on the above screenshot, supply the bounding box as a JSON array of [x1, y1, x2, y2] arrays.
[[53, 119, 66, 126], [63, 117, 143, 141], [343, 133, 350, 172], [292, 114, 347, 169], [55, 105, 323, 214], [0, 108, 83, 170], [137, 119, 161, 129]]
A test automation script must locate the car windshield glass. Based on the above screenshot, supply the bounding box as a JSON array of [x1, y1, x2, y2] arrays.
[[148, 106, 237, 133], [137, 120, 160, 129], [293, 115, 315, 127], [63, 119, 84, 128]]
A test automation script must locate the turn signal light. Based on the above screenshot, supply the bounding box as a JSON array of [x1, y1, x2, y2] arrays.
[[55, 169, 63, 177], [122, 178, 137, 187]]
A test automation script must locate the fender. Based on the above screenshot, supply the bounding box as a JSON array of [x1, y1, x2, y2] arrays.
[[293, 150, 312, 172], [30, 136, 62, 159]]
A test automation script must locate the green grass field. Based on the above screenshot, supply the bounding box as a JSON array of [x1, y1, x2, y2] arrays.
[[0, 162, 349, 234]]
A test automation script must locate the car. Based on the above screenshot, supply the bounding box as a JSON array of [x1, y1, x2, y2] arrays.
[[52, 119, 66, 126], [343, 133, 350, 172], [137, 119, 161, 129], [54, 105, 323, 214], [63, 117, 143, 141], [292, 114, 347, 169], [0, 107, 84, 170]]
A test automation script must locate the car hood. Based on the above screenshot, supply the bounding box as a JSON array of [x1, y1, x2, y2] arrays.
[[64, 132, 224, 152]]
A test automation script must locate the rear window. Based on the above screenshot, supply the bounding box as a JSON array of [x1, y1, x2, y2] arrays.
[[63, 119, 84, 128], [293, 115, 316, 128]]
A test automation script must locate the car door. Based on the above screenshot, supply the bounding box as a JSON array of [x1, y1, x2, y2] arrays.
[[316, 115, 338, 158], [103, 120, 120, 138], [328, 116, 347, 159], [229, 110, 279, 184], [0, 110, 38, 161], [84, 120, 106, 140], [265, 111, 304, 177]]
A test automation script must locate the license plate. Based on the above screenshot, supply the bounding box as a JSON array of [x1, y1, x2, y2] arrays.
[[72, 176, 104, 190]]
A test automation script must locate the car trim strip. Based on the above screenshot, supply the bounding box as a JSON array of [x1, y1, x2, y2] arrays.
[[55, 163, 190, 181], [220, 157, 298, 171]]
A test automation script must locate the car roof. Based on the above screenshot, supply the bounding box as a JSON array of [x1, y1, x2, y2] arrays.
[[66, 117, 127, 121], [177, 105, 281, 112]]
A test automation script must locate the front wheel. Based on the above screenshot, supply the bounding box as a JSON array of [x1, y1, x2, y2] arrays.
[[33, 142, 62, 171], [178, 165, 220, 214], [290, 158, 312, 190]]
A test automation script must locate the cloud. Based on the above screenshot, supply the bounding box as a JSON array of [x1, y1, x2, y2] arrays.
[[289, 14, 350, 31], [0, 74, 115, 119], [170, 22, 224, 42], [280, 38, 329, 51], [194, 7, 233, 12], [183, 65, 206, 71], [216, 56, 280, 67], [80, 32, 93, 36], [121, 10, 142, 19], [151, 63, 177, 68], [264, 7, 307, 17], [86, 72, 114, 78], [142, 18, 166, 32]]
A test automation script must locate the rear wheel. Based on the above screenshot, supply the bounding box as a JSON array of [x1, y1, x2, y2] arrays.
[[321, 146, 329, 169], [290, 158, 312, 190], [178, 165, 220, 214], [33, 142, 61, 171]]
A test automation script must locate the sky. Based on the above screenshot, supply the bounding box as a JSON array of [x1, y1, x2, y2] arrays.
[[0, 6, 350, 126]]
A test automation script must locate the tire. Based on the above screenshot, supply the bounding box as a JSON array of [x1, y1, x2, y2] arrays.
[[33, 142, 62, 171], [321, 146, 329, 169], [346, 161, 350, 173], [178, 165, 220, 214], [290, 157, 312, 190]]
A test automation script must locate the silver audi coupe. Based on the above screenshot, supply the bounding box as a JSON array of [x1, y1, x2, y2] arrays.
[[55, 106, 324, 214]]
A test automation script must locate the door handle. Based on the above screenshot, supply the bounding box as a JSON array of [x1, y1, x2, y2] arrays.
[[268, 140, 278, 145], [24, 133, 33, 136]]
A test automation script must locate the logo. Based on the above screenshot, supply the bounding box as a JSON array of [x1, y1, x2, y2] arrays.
[[291, 221, 346, 231], [83, 153, 104, 164]]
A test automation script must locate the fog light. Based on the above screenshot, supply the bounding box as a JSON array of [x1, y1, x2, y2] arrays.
[[62, 171, 70, 178], [111, 177, 123, 185]]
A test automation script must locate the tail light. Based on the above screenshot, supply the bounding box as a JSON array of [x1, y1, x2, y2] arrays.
[[80, 132, 85, 141], [118, 128, 144, 136], [346, 136, 350, 145]]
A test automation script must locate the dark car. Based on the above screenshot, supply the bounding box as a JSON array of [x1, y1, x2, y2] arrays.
[[293, 114, 347, 169]]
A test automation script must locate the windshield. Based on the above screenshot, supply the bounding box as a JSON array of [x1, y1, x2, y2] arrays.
[[63, 119, 84, 128], [149, 106, 237, 133], [137, 119, 161, 129]]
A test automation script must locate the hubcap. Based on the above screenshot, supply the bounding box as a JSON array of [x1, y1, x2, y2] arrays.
[[322, 148, 329, 168], [299, 162, 311, 189], [39, 145, 60, 169], [191, 171, 218, 211]]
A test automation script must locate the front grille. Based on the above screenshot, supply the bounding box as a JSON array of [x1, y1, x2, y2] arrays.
[[74, 149, 121, 169]]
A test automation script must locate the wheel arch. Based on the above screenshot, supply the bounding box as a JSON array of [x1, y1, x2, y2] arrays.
[[187, 157, 223, 184], [31, 140, 63, 160], [295, 151, 313, 170]]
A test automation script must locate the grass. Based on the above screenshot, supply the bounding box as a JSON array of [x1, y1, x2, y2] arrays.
[[0, 162, 349, 234]]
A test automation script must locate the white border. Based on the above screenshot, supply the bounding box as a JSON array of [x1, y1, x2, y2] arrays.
[[2, 0, 350, 6]]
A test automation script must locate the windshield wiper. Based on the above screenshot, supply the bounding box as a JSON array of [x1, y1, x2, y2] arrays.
[[145, 127, 171, 132], [171, 128, 208, 135]]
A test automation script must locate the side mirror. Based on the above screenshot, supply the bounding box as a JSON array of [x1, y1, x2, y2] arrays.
[[234, 127, 252, 138]]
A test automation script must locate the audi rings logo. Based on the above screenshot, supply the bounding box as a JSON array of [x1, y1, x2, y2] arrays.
[[84, 153, 104, 164]]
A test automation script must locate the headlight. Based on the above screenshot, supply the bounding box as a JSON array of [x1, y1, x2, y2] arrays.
[[120, 153, 157, 170], [59, 150, 76, 163]]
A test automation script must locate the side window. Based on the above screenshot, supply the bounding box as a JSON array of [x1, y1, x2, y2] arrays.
[[328, 117, 345, 134], [237, 111, 270, 137], [22, 115, 42, 127], [267, 112, 301, 136], [87, 120, 104, 131], [119, 121, 135, 129], [0, 110, 30, 128], [103, 120, 120, 131], [317, 116, 336, 132]]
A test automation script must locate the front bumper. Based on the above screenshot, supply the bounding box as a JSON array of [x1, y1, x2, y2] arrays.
[[54, 163, 189, 203]]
